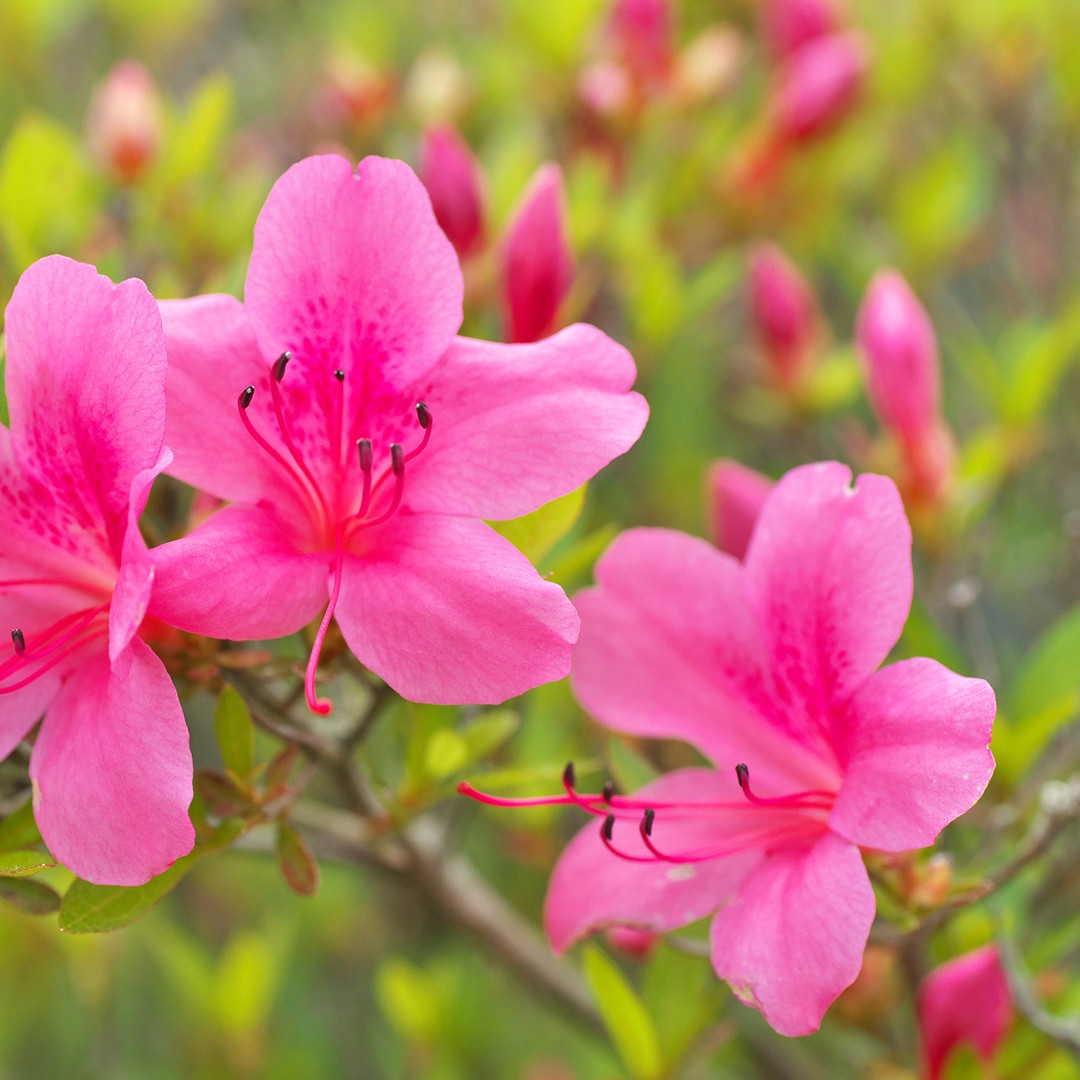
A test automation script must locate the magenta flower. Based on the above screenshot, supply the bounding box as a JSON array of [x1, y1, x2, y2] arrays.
[[760, 0, 840, 63], [419, 124, 486, 259], [150, 155, 647, 711], [463, 463, 995, 1035], [0, 256, 193, 885], [608, 0, 674, 89], [917, 945, 1012, 1080], [704, 459, 772, 560]]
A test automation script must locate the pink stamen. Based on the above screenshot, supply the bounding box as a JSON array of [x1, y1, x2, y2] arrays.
[[638, 807, 813, 865], [304, 530, 346, 715], [358, 444, 405, 529], [355, 439, 373, 519], [457, 780, 583, 809], [403, 401, 432, 463], [599, 814, 654, 863], [332, 369, 346, 472], [0, 628, 106, 694], [0, 604, 109, 679], [269, 356, 331, 525], [736, 763, 833, 809]]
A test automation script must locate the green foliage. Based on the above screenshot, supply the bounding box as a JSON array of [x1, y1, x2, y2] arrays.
[[215, 684, 256, 779], [59, 860, 191, 934]]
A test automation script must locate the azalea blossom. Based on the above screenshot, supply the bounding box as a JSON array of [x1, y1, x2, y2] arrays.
[[462, 462, 995, 1036], [704, 458, 772, 560], [0, 256, 193, 885], [151, 154, 647, 710]]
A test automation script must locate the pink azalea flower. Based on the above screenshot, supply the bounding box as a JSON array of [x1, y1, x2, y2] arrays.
[[0, 256, 194, 885], [419, 124, 486, 259], [704, 459, 772, 560], [608, 0, 675, 89], [760, 0, 842, 63], [150, 155, 647, 710], [462, 462, 995, 1036]]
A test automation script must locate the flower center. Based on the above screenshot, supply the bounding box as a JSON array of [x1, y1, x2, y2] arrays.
[[2, 603, 110, 695]]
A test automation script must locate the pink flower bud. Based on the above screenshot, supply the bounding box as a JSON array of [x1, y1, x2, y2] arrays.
[[705, 459, 772, 561], [748, 242, 822, 390], [419, 125, 486, 259], [760, 0, 841, 63], [578, 60, 634, 118], [609, 0, 675, 88], [917, 946, 1012, 1080], [501, 164, 575, 343], [856, 270, 941, 445], [770, 30, 867, 144], [606, 926, 659, 959], [669, 26, 745, 106], [86, 60, 164, 184]]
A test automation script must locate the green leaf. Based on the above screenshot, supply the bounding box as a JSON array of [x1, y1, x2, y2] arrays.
[[0, 850, 55, 876], [59, 859, 190, 933], [276, 823, 319, 897], [0, 876, 61, 916], [215, 684, 255, 778], [195, 770, 255, 818], [583, 944, 663, 1080], [491, 485, 586, 567], [0, 799, 42, 850]]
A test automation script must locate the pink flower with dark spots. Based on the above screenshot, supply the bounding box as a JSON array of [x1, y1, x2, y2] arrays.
[[462, 462, 995, 1036], [151, 155, 647, 711], [0, 256, 193, 885]]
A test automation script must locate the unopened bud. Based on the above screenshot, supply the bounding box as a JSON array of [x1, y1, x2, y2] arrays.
[[606, 926, 659, 960], [669, 26, 745, 106], [419, 125, 486, 258], [705, 459, 773, 561], [760, 0, 842, 63], [609, 0, 675, 90], [578, 60, 634, 119], [86, 60, 164, 184]]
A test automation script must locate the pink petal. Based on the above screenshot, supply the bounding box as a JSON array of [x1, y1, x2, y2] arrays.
[[334, 513, 579, 704], [3, 256, 167, 563], [744, 462, 912, 755], [572, 529, 836, 792], [403, 326, 648, 519], [0, 672, 61, 763], [544, 768, 760, 952], [705, 459, 772, 561], [30, 640, 194, 885], [829, 658, 996, 851], [246, 155, 463, 390], [149, 505, 328, 640], [709, 830, 874, 1036]]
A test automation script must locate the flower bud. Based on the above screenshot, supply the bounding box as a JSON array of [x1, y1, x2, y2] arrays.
[[770, 30, 867, 144], [606, 926, 658, 960], [419, 125, 486, 259], [748, 242, 822, 390], [705, 459, 772, 561], [669, 25, 745, 106], [856, 270, 941, 446], [760, 0, 841, 63], [578, 60, 634, 119], [86, 60, 164, 184], [609, 0, 675, 89], [404, 48, 472, 126], [917, 946, 1012, 1080], [312, 49, 393, 132], [500, 164, 575, 343]]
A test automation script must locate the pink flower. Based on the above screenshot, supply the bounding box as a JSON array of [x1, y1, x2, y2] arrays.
[[150, 155, 647, 710], [419, 124, 486, 259], [704, 459, 772, 560], [464, 462, 995, 1035], [0, 256, 194, 885], [917, 946, 1012, 1080], [500, 163, 576, 344], [86, 60, 165, 184], [608, 0, 675, 89], [748, 242, 823, 391], [760, 0, 841, 63]]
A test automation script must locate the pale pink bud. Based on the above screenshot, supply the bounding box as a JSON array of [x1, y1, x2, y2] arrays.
[[609, 0, 675, 88], [419, 125, 486, 259], [917, 946, 1013, 1080], [748, 242, 822, 389], [856, 270, 941, 445], [501, 164, 575, 344], [606, 926, 658, 960], [669, 26, 745, 106], [578, 60, 634, 118], [705, 459, 772, 561], [760, 0, 841, 63], [770, 30, 867, 143], [86, 60, 164, 184]]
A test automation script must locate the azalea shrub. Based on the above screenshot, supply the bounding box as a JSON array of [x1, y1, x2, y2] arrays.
[[1, 0, 1080, 1078]]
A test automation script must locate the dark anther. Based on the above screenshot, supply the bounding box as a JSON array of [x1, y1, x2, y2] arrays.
[[735, 763, 749, 789], [333, 369, 345, 382], [601, 814, 615, 841], [11, 629, 25, 655], [273, 351, 292, 381], [239, 385, 255, 410], [357, 439, 373, 472], [416, 401, 431, 429], [390, 443, 404, 476], [602, 780, 615, 803], [642, 808, 655, 836], [562, 762, 576, 790]]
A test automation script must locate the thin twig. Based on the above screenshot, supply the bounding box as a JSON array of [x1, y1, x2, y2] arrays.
[[1000, 933, 1080, 1059]]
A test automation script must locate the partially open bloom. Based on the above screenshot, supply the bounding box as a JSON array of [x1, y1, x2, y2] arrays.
[[500, 163, 575, 344], [419, 124, 486, 259], [917, 945, 1012, 1080], [705, 459, 772, 560], [151, 155, 647, 710], [86, 59, 165, 184], [0, 256, 193, 885], [463, 463, 995, 1035], [760, 0, 841, 63]]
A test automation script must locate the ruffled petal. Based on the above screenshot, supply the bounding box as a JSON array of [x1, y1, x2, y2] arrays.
[[29, 640, 194, 885], [709, 831, 874, 1036], [149, 505, 328, 640], [829, 658, 996, 852], [335, 513, 578, 704], [402, 326, 648, 520]]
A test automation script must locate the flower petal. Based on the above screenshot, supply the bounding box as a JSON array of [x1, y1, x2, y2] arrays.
[[544, 768, 760, 952], [0, 673, 60, 763], [829, 658, 996, 851], [29, 640, 194, 885], [335, 513, 578, 704], [744, 462, 912, 755], [149, 505, 328, 640], [709, 830, 874, 1036], [402, 326, 648, 519]]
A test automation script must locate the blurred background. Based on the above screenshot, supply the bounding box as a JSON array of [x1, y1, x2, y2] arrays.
[[2, 0, 1080, 1076]]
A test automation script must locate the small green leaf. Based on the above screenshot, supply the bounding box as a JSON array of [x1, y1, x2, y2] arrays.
[[59, 859, 190, 933], [194, 771, 255, 818], [0, 850, 55, 877], [0, 799, 42, 850], [583, 944, 663, 1080], [423, 729, 469, 782], [0, 876, 61, 916], [263, 743, 300, 796], [491, 485, 587, 567], [276, 823, 318, 897], [215, 684, 255, 778]]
